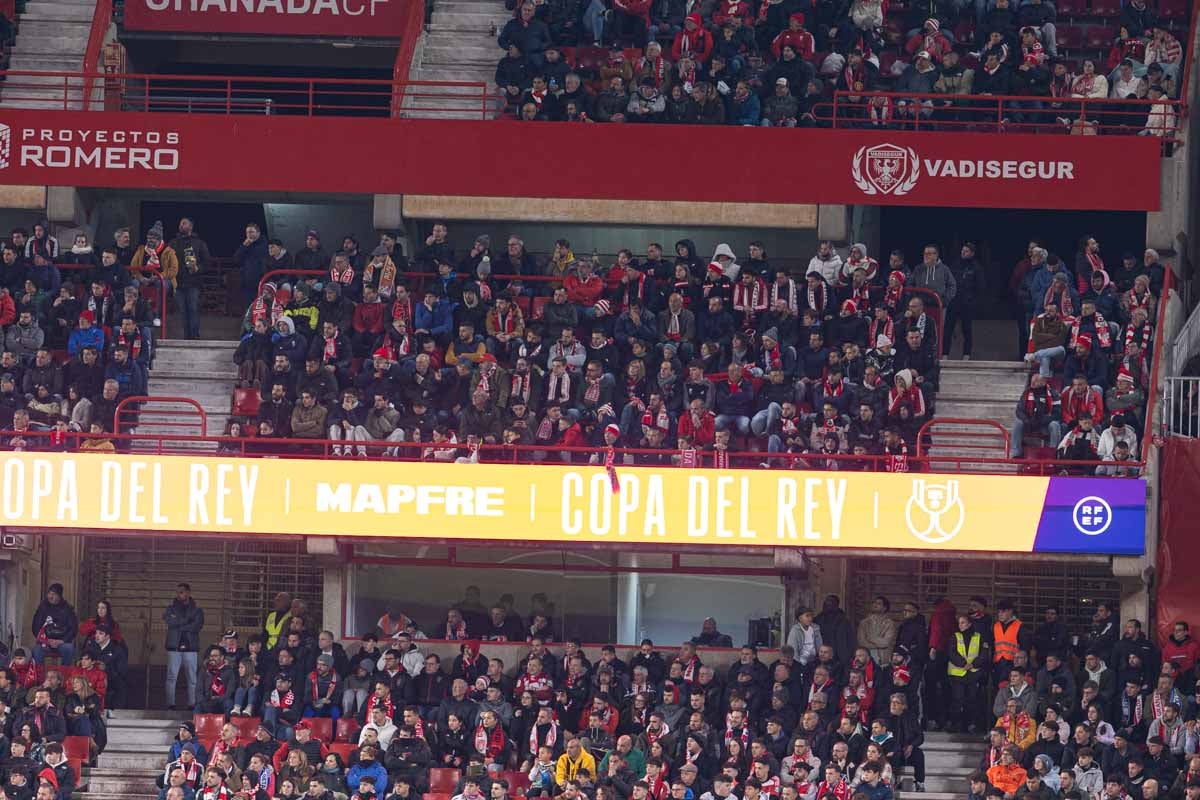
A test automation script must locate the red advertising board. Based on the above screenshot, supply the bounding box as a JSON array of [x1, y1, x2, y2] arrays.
[[0, 110, 1163, 209], [122, 0, 407, 37]]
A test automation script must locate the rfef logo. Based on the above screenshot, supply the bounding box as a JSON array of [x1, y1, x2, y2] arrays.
[[1072, 496, 1112, 536], [851, 143, 920, 196]]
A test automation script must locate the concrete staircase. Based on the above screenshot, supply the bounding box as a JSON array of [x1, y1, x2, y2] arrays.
[[135, 339, 237, 453], [894, 730, 985, 798], [927, 359, 1029, 473], [2, 0, 95, 109], [80, 710, 174, 800], [405, 0, 508, 118]]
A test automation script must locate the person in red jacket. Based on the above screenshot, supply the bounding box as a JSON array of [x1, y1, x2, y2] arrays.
[[0, 285, 15, 328], [1163, 621, 1200, 679], [565, 261, 605, 312], [924, 597, 957, 731], [904, 18, 952, 63], [771, 14, 814, 61], [351, 285, 387, 357], [1053, 375, 1105, 446], [672, 14, 714, 64]]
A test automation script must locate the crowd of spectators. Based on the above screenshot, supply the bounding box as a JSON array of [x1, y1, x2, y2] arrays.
[[17, 577, 1198, 800], [231, 222, 967, 469], [0, 220, 195, 451], [491, 0, 1186, 132], [1007, 237, 1163, 474]]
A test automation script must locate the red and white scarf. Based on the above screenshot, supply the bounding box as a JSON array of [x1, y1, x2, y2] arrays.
[[474, 723, 507, 759], [529, 721, 559, 755], [1069, 313, 1112, 350], [323, 333, 339, 363], [770, 279, 799, 313], [806, 281, 828, 313], [331, 262, 355, 285], [445, 618, 467, 640]]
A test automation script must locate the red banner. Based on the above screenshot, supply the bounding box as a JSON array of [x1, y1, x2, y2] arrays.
[[122, 0, 407, 37], [0, 110, 1162, 209]]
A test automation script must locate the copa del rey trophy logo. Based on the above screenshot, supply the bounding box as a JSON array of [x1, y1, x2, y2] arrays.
[[851, 143, 920, 196], [904, 478, 965, 544]]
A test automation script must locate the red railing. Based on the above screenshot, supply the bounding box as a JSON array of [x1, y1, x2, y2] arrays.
[[917, 417, 1011, 458], [0, 70, 496, 119], [1145, 266, 1175, 441], [0, 428, 1134, 477], [258, 269, 948, 348], [81, 0, 114, 110], [115, 395, 208, 436], [816, 90, 1186, 143]]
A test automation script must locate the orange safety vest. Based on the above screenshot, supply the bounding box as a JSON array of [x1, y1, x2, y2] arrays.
[[993, 619, 1022, 663]]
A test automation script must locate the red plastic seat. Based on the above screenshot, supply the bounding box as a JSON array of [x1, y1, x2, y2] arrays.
[[336, 717, 362, 743], [1084, 25, 1112, 47], [193, 713, 225, 739], [1057, 0, 1087, 15], [575, 46, 607, 71], [952, 19, 975, 43], [329, 742, 357, 763], [1056, 24, 1083, 48], [230, 716, 261, 740], [305, 717, 333, 743], [621, 47, 643, 62], [504, 771, 532, 795], [560, 46, 577, 66], [513, 295, 531, 317], [232, 388, 260, 418], [62, 736, 90, 762], [531, 296, 549, 320], [1091, 0, 1120, 17], [429, 768, 462, 794], [68, 758, 83, 785]]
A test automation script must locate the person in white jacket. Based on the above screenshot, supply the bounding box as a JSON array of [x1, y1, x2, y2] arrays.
[[711, 243, 742, 281], [1097, 412, 1139, 460], [786, 608, 823, 667], [808, 241, 844, 286]]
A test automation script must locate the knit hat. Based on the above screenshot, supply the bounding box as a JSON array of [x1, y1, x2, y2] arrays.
[[876, 334, 892, 348], [925, 17, 939, 30], [371, 244, 388, 257], [1076, 333, 1093, 351], [146, 220, 164, 242], [762, 327, 779, 342], [842, 299, 857, 314], [48, 582, 64, 596], [707, 261, 723, 273], [180, 721, 196, 735], [789, 11, 805, 24], [605, 424, 621, 437], [317, 654, 335, 667], [360, 658, 376, 673], [479, 353, 498, 364], [79, 310, 94, 324], [373, 347, 392, 359], [306, 229, 320, 239], [1117, 367, 1134, 383]]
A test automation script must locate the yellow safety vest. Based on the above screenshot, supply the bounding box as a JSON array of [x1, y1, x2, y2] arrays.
[[948, 631, 981, 677], [264, 611, 291, 649]]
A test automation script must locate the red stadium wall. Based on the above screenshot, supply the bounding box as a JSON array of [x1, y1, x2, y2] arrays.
[[1155, 438, 1200, 644]]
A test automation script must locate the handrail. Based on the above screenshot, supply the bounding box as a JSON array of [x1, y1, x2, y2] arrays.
[[0, 427, 1138, 475], [815, 89, 1187, 143], [915, 417, 1011, 458], [390, 0, 428, 117], [115, 395, 208, 436], [1146, 266, 1174, 441], [81, 0, 114, 111]]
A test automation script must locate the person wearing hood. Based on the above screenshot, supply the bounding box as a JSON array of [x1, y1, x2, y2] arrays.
[[295, 229, 328, 271], [1082, 269, 1120, 321], [841, 243, 880, 287], [944, 242, 985, 359], [272, 316, 309, 371], [711, 243, 740, 281], [828, 300, 869, 348], [674, 239, 705, 279], [169, 217, 210, 340], [910, 244, 957, 308]]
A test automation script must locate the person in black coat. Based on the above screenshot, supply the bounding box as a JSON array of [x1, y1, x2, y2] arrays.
[[29, 584, 78, 667], [14, 688, 66, 744], [814, 596, 856, 667], [886, 693, 926, 789]]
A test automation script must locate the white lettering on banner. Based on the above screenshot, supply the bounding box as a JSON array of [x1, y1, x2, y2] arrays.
[[313, 482, 504, 516], [143, 0, 387, 15], [851, 142, 1077, 198], [4, 128, 182, 173], [923, 159, 1075, 180], [560, 472, 667, 537]]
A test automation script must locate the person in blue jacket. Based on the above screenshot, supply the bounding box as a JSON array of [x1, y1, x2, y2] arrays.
[[346, 743, 389, 795], [67, 310, 105, 358], [414, 286, 454, 347], [272, 316, 308, 371]]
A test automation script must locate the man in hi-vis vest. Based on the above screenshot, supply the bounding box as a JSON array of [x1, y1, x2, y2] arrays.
[[948, 614, 990, 733], [993, 600, 1032, 687]]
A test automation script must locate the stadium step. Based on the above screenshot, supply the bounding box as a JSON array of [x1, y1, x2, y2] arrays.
[[142, 339, 238, 445], [928, 358, 1027, 469], [2, 0, 97, 109], [81, 713, 174, 800], [406, 0, 503, 117]]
